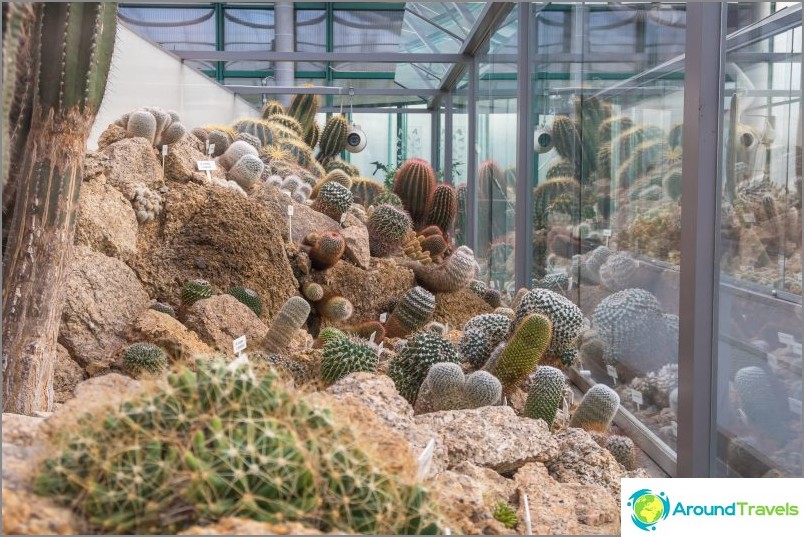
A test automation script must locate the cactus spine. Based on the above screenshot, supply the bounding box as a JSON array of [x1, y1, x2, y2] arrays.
[[350, 177, 385, 206], [392, 158, 437, 228], [484, 313, 552, 395], [384, 286, 436, 338], [569, 384, 620, 431], [523, 366, 566, 428], [318, 114, 349, 160], [305, 121, 321, 148], [262, 296, 311, 354]]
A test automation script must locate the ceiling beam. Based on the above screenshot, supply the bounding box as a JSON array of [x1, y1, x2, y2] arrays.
[[225, 85, 439, 97], [175, 50, 466, 63]]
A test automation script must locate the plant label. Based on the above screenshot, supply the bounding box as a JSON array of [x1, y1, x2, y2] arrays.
[[523, 494, 532, 535], [162, 144, 168, 156], [379, 312, 388, 323], [233, 335, 247, 355], [631, 389, 644, 407], [778, 332, 795, 345], [197, 160, 217, 171], [208, 143, 215, 156], [602, 229, 612, 237], [287, 205, 294, 216], [742, 212, 756, 223], [606, 364, 618, 384]]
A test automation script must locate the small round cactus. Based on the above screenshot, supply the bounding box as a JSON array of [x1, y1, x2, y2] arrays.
[[321, 336, 379, 385], [389, 332, 460, 403], [311, 181, 353, 222], [316, 326, 347, 347], [227, 154, 264, 191], [569, 383, 620, 432], [227, 286, 263, 317], [302, 281, 325, 301], [458, 314, 512, 368], [309, 231, 346, 270], [181, 279, 213, 305], [605, 435, 636, 470], [367, 203, 413, 257], [122, 342, 167, 375], [219, 140, 259, 171], [523, 366, 566, 428], [515, 288, 583, 366], [150, 301, 176, 318], [319, 295, 354, 322], [463, 371, 502, 409], [414, 362, 465, 414], [120, 106, 186, 147]]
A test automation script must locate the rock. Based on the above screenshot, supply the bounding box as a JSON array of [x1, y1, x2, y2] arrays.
[[53, 344, 86, 403], [433, 462, 515, 535], [2, 413, 44, 447], [414, 405, 559, 474], [514, 462, 620, 535], [179, 518, 344, 535], [75, 174, 138, 260], [44, 374, 143, 434], [59, 246, 150, 375], [433, 288, 494, 328], [126, 309, 213, 362], [127, 182, 297, 322], [96, 123, 127, 151], [164, 134, 226, 184], [309, 259, 415, 324], [1, 486, 80, 535], [2, 414, 47, 498], [184, 295, 268, 355], [546, 428, 627, 500], [100, 137, 164, 198]]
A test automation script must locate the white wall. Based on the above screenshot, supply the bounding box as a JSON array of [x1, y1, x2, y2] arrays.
[[88, 24, 257, 149]]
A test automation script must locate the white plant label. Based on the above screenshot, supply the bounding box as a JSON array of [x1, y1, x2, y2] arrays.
[[444, 528, 451, 536], [208, 143, 215, 156], [579, 369, 592, 377], [286, 205, 294, 216], [607, 364, 618, 384], [416, 438, 436, 481], [523, 493, 532, 535], [778, 332, 795, 345], [232, 335, 247, 355], [162, 144, 168, 156], [339, 213, 347, 226], [767, 353, 779, 368], [602, 228, 612, 237], [287, 206, 293, 243], [197, 160, 217, 171], [742, 212, 756, 223], [368, 331, 376, 344], [631, 389, 644, 409], [379, 312, 388, 323], [789, 397, 802, 416], [778, 254, 785, 272]]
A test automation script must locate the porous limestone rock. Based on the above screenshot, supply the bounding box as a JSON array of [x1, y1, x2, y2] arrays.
[[75, 174, 138, 260], [184, 295, 269, 355], [125, 309, 213, 363], [53, 344, 85, 404], [99, 137, 164, 198]]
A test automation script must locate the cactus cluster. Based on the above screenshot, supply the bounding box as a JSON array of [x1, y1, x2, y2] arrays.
[[569, 383, 620, 432], [384, 286, 436, 338], [569, 245, 613, 286], [458, 314, 512, 368], [311, 169, 353, 199], [35, 361, 439, 534], [217, 140, 264, 191], [122, 342, 167, 376], [401, 230, 434, 264], [484, 313, 552, 395], [233, 118, 276, 147], [263, 296, 311, 354], [367, 203, 413, 258], [402, 245, 477, 293], [311, 181, 353, 221], [227, 286, 263, 317], [131, 184, 163, 224], [321, 336, 379, 384], [392, 158, 436, 228], [277, 174, 312, 202], [324, 157, 360, 178], [389, 332, 460, 403], [414, 363, 502, 414], [181, 279, 213, 305], [286, 92, 320, 136], [492, 501, 518, 530], [116, 106, 186, 147], [523, 366, 566, 428], [515, 288, 583, 366]]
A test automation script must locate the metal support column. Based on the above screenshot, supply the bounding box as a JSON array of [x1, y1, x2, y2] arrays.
[[214, 3, 224, 83], [431, 109, 440, 173], [466, 58, 479, 252], [444, 93, 454, 185], [515, 2, 533, 291], [274, 2, 296, 106], [677, 2, 726, 478], [800, 4, 804, 473]]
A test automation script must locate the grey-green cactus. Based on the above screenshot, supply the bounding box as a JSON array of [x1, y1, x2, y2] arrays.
[[523, 366, 566, 428], [150, 301, 176, 318], [227, 286, 263, 317], [484, 313, 552, 395], [734, 366, 791, 443], [120, 106, 186, 147], [318, 295, 354, 322], [131, 185, 163, 224], [235, 131, 262, 150], [598, 252, 639, 292], [122, 342, 167, 376], [463, 371, 503, 409], [458, 314, 512, 368], [262, 296, 311, 354], [389, 332, 460, 403], [515, 288, 583, 366], [218, 139, 259, 171], [311, 181, 353, 222], [605, 435, 636, 470], [321, 336, 379, 385], [302, 281, 324, 302], [413, 362, 465, 414], [367, 203, 413, 257], [569, 383, 620, 431], [384, 286, 436, 338], [227, 154, 264, 191], [181, 279, 213, 305]]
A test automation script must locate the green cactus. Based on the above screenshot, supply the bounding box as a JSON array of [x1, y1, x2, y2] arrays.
[[181, 279, 213, 305], [384, 286, 436, 338], [150, 302, 176, 318], [392, 158, 437, 228], [318, 295, 354, 322], [219, 140, 259, 171], [533, 176, 580, 229], [122, 342, 168, 376], [463, 371, 503, 409], [287, 92, 320, 133], [263, 296, 311, 354], [402, 246, 477, 293], [569, 383, 620, 431], [598, 115, 634, 143], [227, 286, 263, 317], [267, 113, 305, 138], [235, 131, 262, 150], [389, 332, 460, 403], [302, 281, 324, 302], [523, 366, 566, 428], [420, 234, 447, 258], [546, 158, 577, 180], [261, 100, 285, 119], [484, 313, 552, 395], [344, 321, 386, 343], [458, 313, 512, 368], [424, 184, 458, 236], [305, 121, 321, 148], [311, 181, 353, 222], [734, 366, 791, 443], [605, 435, 636, 470], [413, 362, 465, 414], [350, 177, 385, 206], [125, 109, 157, 144], [515, 288, 583, 366], [318, 114, 349, 160], [316, 326, 347, 346], [455, 184, 467, 246], [368, 190, 403, 208], [668, 123, 683, 149], [367, 203, 413, 257], [233, 118, 275, 147], [309, 231, 346, 270], [280, 137, 314, 168], [227, 154, 264, 191], [324, 157, 360, 177], [551, 115, 581, 162], [321, 336, 379, 385], [492, 501, 518, 530], [533, 272, 569, 293], [311, 169, 353, 199], [617, 139, 666, 188], [35, 360, 439, 534], [596, 142, 613, 179]]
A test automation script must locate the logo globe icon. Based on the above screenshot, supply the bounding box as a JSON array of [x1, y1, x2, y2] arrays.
[[627, 489, 670, 531]]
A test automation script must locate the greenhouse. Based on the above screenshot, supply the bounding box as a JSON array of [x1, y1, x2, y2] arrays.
[[1, 1, 802, 535]]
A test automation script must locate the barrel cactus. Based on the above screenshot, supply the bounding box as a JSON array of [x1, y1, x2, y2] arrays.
[[227, 286, 263, 317], [424, 183, 458, 236], [261, 100, 285, 118], [181, 279, 213, 305], [523, 366, 566, 428], [302, 281, 325, 302], [321, 336, 379, 385], [311, 181, 353, 222], [318, 295, 354, 322], [350, 177, 385, 206], [458, 314, 512, 368], [392, 158, 436, 228], [324, 157, 360, 178], [367, 203, 413, 258], [569, 383, 620, 431], [318, 114, 349, 160], [119, 106, 187, 147], [122, 342, 168, 376], [515, 288, 583, 366], [308, 231, 346, 270], [384, 286, 436, 338], [389, 332, 460, 403], [287, 91, 320, 135]]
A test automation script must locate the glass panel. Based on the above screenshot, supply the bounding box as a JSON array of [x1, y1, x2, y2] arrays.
[[118, 7, 216, 51], [405, 2, 486, 39], [714, 5, 802, 478], [223, 8, 275, 73], [333, 11, 404, 53], [346, 113, 397, 180], [296, 10, 326, 72], [451, 93, 469, 246]]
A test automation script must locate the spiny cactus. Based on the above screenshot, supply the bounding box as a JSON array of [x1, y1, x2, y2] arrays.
[[413, 364, 502, 414], [315, 326, 347, 347], [267, 113, 304, 138], [599, 115, 634, 142], [150, 301, 176, 318], [287, 91, 320, 135], [494, 307, 515, 319], [401, 245, 477, 293], [321, 336, 379, 384], [392, 158, 436, 228], [305, 121, 321, 148], [293, 183, 312, 203], [227, 286, 263, 317], [401, 231, 433, 264], [318, 114, 349, 160], [206, 129, 232, 157], [551, 115, 581, 162], [533, 272, 569, 294], [420, 234, 448, 258], [311, 169, 353, 199], [618, 139, 666, 188], [235, 131, 262, 151], [468, 279, 487, 297], [350, 177, 385, 206], [122, 342, 167, 376], [318, 295, 354, 322], [181, 279, 213, 305], [458, 314, 512, 368], [219, 140, 259, 171], [668, 123, 683, 149], [280, 137, 314, 168], [484, 313, 552, 395], [424, 183, 458, 236], [605, 435, 636, 470], [232, 118, 275, 147], [515, 288, 583, 366], [464, 370, 503, 409], [734, 366, 791, 443], [523, 366, 566, 428], [261, 100, 285, 119], [302, 281, 325, 302], [324, 157, 360, 178], [367, 203, 413, 257], [569, 383, 620, 432], [476, 160, 509, 251], [308, 231, 346, 270], [227, 154, 264, 191], [263, 296, 311, 354], [389, 332, 460, 403], [344, 321, 386, 343], [546, 158, 577, 180], [131, 185, 163, 224], [35, 360, 439, 535], [367, 190, 403, 209], [533, 176, 580, 229], [570, 246, 613, 286], [384, 286, 436, 338], [311, 181, 353, 221], [120, 106, 186, 147], [492, 501, 518, 530]]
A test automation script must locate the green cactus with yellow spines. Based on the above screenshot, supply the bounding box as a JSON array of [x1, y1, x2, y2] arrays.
[[569, 383, 620, 432], [523, 366, 566, 428], [492, 501, 518, 530], [261, 100, 285, 119], [484, 313, 552, 395], [546, 158, 577, 180], [263, 296, 311, 354], [617, 138, 666, 188], [280, 137, 314, 168], [286, 91, 320, 135], [424, 183, 458, 236], [551, 115, 581, 162], [324, 157, 360, 178], [598, 115, 634, 143], [304, 121, 321, 148], [318, 114, 349, 160], [227, 286, 263, 317], [232, 118, 276, 147], [302, 281, 325, 302], [392, 158, 437, 228], [533, 176, 581, 229], [350, 177, 385, 206], [267, 113, 304, 138], [315, 326, 347, 347], [321, 336, 379, 385], [389, 332, 460, 403]]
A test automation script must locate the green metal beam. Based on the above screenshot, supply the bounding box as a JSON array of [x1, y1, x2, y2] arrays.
[[214, 2, 224, 82]]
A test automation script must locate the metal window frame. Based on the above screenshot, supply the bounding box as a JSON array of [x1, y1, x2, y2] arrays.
[[514, 2, 533, 291]]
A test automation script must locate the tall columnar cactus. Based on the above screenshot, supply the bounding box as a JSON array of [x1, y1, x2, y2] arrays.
[[546, 158, 577, 180], [484, 313, 552, 395], [318, 114, 349, 160], [227, 154, 264, 191], [305, 121, 321, 148], [324, 157, 360, 178], [311, 181, 353, 222], [455, 184, 467, 245], [2, 3, 118, 414], [401, 246, 477, 293], [384, 286, 436, 338], [267, 113, 305, 138], [311, 169, 353, 199], [523, 366, 566, 428], [35, 361, 439, 535], [533, 177, 581, 229], [181, 279, 214, 305], [424, 184, 458, 236], [605, 435, 636, 470], [458, 314, 513, 368], [344, 321, 386, 343], [321, 336, 379, 385], [227, 286, 263, 317], [318, 295, 354, 322], [367, 203, 413, 257], [515, 288, 584, 366], [734, 366, 790, 443], [122, 342, 168, 376], [280, 137, 314, 168], [552, 116, 582, 162], [233, 118, 275, 147], [308, 231, 346, 270], [392, 158, 437, 228], [389, 332, 460, 403], [569, 383, 620, 431], [351, 177, 385, 206], [263, 296, 311, 354], [261, 100, 285, 119], [287, 91, 320, 135]]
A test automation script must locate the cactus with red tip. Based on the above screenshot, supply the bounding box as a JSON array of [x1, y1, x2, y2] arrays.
[[308, 231, 346, 270]]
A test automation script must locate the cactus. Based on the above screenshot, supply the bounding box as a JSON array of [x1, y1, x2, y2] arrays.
[[401, 245, 477, 293], [321, 336, 379, 384], [368, 190, 403, 209], [125, 109, 157, 143], [350, 177, 385, 206], [468, 279, 487, 297], [344, 321, 386, 343], [551, 116, 581, 162], [263, 296, 311, 354], [150, 301, 176, 318], [287, 91, 320, 135], [484, 313, 552, 395], [261, 100, 286, 118], [420, 234, 448, 258], [546, 158, 577, 180], [120, 106, 186, 147], [315, 326, 347, 347], [318, 114, 349, 160], [618, 139, 666, 188], [233, 118, 275, 147], [206, 129, 232, 157], [227, 286, 263, 317], [523, 366, 566, 428], [280, 137, 314, 168], [305, 121, 321, 148], [454, 184, 467, 245], [384, 286, 436, 338], [599, 115, 634, 142], [267, 113, 304, 138], [389, 332, 460, 403], [458, 314, 512, 368], [227, 154, 264, 191], [324, 157, 360, 178], [494, 307, 515, 319], [318, 295, 354, 322], [302, 281, 325, 302], [308, 231, 346, 270], [598, 252, 639, 292], [219, 140, 259, 171], [311, 169, 353, 199], [492, 501, 518, 530], [414, 362, 465, 414], [604, 435, 636, 470], [122, 342, 168, 376], [734, 366, 790, 443], [424, 184, 458, 236], [515, 288, 584, 366], [235, 131, 262, 150], [476, 160, 509, 253], [391, 158, 437, 228], [311, 181, 353, 222], [293, 183, 312, 203], [668, 123, 683, 149], [35, 360, 439, 534], [402, 231, 433, 264], [569, 384, 620, 432], [464, 371, 503, 408], [131, 185, 163, 224], [181, 279, 213, 305], [367, 203, 413, 257], [533, 177, 580, 229], [533, 272, 569, 294]]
